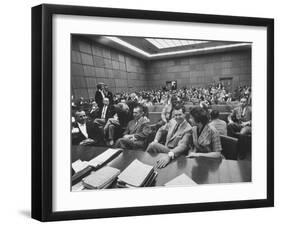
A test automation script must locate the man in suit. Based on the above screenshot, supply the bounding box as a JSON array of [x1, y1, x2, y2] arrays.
[[227, 97, 252, 137], [146, 105, 192, 168], [94, 98, 115, 126], [71, 110, 97, 145], [115, 104, 150, 149], [103, 84, 114, 106], [95, 83, 105, 109], [126, 93, 139, 121]]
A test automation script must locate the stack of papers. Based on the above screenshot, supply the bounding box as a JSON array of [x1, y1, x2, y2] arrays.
[[72, 181, 85, 192], [82, 166, 120, 189], [72, 159, 89, 173], [117, 159, 157, 188], [88, 148, 123, 168], [164, 174, 197, 187]]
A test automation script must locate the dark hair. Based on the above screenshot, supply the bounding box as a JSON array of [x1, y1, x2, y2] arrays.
[[173, 104, 186, 114], [134, 104, 144, 113], [190, 107, 209, 125], [97, 84, 103, 89], [210, 110, 219, 120], [74, 109, 85, 117], [171, 95, 178, 101]]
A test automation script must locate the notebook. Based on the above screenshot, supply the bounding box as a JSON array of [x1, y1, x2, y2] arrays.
[[82, 166, 120, 189], [88, 148, 123, 168], [117, 159, 154, 187], [164, 173, 197, 187]]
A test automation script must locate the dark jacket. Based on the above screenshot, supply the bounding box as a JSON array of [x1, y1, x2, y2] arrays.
[[95, 90, 104, 109], [123, 116, 150, 140], [104, 90, 114, 106], [71, 121, 96, 145], [96, 105, 115, 121]]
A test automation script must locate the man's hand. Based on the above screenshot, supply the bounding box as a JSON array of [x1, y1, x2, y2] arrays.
[[72, 127, 79, 133], [123, 134, 133, 139], [241, 121, 250, 127], [156, 155, 171, 168], [79, 138, 95, 145], [150, 140, 158, 145], [130, 136, 137, 141]]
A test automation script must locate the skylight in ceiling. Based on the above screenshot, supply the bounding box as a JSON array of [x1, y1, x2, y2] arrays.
[[145, 38, 209, 49]]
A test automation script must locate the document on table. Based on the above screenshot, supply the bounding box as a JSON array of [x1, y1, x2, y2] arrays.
[[165, 173, 197, 187]]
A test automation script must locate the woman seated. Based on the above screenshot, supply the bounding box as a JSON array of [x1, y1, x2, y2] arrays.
[[187, 107, 222, 159]]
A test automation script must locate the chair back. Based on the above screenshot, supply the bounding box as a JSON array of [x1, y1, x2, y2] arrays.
[[220, 135, 238, 160]]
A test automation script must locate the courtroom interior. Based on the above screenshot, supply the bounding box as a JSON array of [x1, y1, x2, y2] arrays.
[[71, 34, 252, 191]]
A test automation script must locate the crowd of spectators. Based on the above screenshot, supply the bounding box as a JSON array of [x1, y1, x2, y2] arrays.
[[109, 82, 251, 107], [71, 82, 252, 168]]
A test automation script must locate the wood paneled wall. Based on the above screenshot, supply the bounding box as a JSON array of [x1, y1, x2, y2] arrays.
[[71, 36, 251, 99]]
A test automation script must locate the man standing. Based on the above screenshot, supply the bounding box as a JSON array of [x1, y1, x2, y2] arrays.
[[146, 105, 192, 168], [71, 110, 96, 145], [95, 83, 105, 109], [115, 104, 150, 149], [94, 98, 114, 127], [103, 84, 114, 106], [227, 97, 252, 137]]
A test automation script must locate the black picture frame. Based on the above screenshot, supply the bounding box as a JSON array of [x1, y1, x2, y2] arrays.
[[31, 4, 274, 222]]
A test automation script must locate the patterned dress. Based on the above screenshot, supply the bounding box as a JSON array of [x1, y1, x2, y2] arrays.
[[190, 124, 222, 153]]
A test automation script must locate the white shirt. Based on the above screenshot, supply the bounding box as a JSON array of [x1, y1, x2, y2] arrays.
[[101, 105, 108, 119], [99, 89, 105, 99], [77, 122, 88, 138]]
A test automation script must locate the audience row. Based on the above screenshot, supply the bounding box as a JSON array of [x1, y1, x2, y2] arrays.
[[72, 83, 251, 168]]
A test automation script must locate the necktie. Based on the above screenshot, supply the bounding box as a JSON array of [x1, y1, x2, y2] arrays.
[[171, 123, 180, 137], [242, 107, 246, 117], [169, 107, 174, 120]]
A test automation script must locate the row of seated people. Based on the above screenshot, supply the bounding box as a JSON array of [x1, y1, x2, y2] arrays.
[[153, 95, 251, 137], [73, 102, 249, 168], [72, 94, 251, 143]]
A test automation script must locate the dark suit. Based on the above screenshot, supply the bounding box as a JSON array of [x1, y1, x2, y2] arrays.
[[115, 116, 150, 149], [88, 108, 99, 121], [96, 105, 115, 121], [126, 99, 138, 120], [71, 121, 97, 145], [95, 90, 104, 109]]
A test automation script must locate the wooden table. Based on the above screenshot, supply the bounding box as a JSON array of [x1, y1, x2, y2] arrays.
[[72, 145, 251, 188]]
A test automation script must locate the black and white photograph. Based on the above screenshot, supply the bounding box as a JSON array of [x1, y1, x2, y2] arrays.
[[30, 3, 274, 221], [71, 35, 252, 191]]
